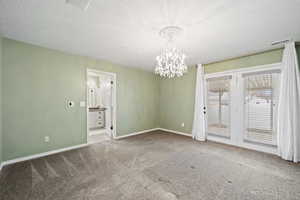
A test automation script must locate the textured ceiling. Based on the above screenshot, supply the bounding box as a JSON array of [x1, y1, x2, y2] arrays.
[[1, 0, 300, 71]]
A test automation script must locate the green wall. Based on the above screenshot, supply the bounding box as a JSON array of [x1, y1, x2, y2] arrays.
[[2, 38, 159, 161], [204, 49, 283, 73], [159, 48, 284, 134], [1, 37, 299, 162], [159, 67, 197, 133]]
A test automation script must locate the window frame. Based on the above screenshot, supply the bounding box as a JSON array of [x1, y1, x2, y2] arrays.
[[242, 70, 281, 146], [204, 62, 281, 154], [206, 75, 232, 139]]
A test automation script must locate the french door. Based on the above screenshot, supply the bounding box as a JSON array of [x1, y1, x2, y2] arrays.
[[204, 63, 281, 154]]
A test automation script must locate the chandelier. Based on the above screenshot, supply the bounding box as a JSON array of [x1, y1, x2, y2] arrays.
[[155, 26, 187, 78]]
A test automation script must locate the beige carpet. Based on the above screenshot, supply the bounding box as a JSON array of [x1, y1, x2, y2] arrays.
[[0, 130, 300, 200]]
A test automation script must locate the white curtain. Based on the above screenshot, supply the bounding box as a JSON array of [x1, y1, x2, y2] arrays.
[[277, 42, 300, 162], [192, 64, 206, 141]]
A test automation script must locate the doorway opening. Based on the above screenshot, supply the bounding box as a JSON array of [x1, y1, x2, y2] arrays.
[[86, 69, 116, 144]]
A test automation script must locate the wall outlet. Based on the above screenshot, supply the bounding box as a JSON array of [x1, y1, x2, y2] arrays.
[[181, 123, 185, 127], [44, 136, 50, 143]]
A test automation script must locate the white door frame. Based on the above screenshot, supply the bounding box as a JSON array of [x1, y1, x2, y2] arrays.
[[204, 62, 281, 154], [86, 68, 117, 143]]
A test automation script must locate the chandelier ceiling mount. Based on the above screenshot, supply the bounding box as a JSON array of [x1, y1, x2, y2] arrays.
[[159, 26, 183, 41]]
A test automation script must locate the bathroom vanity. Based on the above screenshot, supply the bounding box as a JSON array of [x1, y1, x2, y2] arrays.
[[88, 107, 106, 130]]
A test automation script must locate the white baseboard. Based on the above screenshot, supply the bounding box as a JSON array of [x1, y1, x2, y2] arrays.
[[0, 127, 188, 170], [158, 128, 192, 137], [114, 128, 160, 139], [1, 128, 160, 169], [1, 143, 88, 169]]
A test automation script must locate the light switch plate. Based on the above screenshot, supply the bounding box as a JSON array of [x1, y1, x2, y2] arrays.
[[44, 136, 50, 143], [80, 101, 86, 107]]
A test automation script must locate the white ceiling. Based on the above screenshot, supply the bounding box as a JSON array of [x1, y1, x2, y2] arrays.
[[1, 0, 300, 71]]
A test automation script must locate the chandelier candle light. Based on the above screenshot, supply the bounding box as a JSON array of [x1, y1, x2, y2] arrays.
[[155, 26, 188, 78]]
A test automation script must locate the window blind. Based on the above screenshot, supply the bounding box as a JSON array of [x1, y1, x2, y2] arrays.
[[244, 71, 280, 145]]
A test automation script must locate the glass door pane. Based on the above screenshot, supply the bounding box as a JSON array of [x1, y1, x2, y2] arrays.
[[243, 71, 280, 145], [206, 76, 232, 138]]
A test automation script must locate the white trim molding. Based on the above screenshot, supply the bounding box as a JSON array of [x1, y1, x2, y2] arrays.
[[1, 128, 160, 170], [159, 128, 276, 154], [207, 135, 277, 155], [86, 68, 117, 140], [158, 128, 192, 137], [114, 128, 160, 139], [203, 62, 281, 155], [114, 128, 192, 139], [1, 143, 88, 169]]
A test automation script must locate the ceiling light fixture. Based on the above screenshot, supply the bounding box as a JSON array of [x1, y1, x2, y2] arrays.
[[155, 26, 187, 78]]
